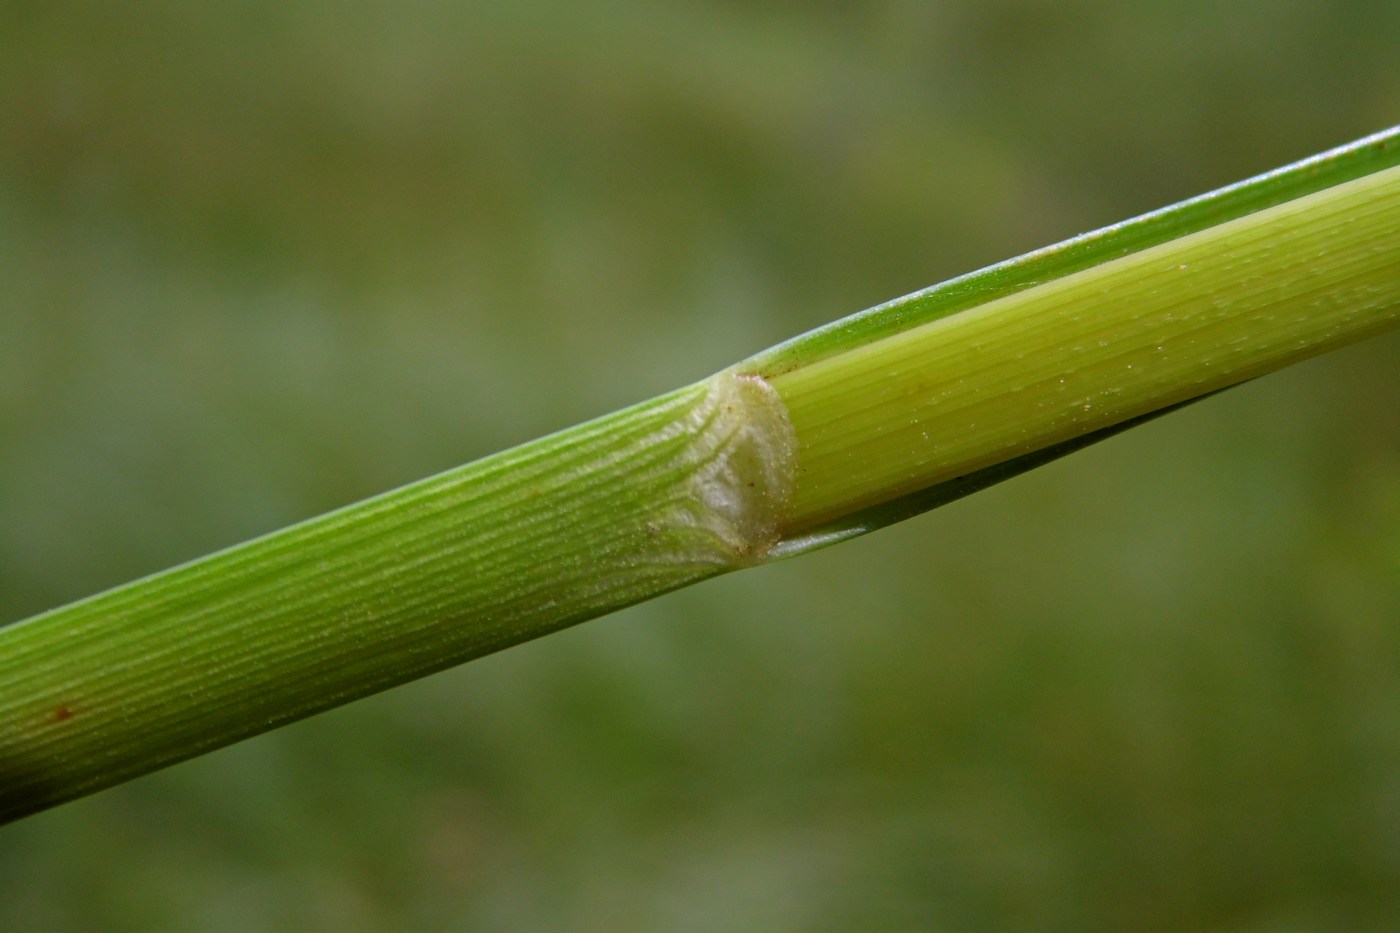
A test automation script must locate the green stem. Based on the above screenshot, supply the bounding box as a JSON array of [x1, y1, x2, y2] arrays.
[[3, 128, 1399, 823], [0, 375, 796, 821]]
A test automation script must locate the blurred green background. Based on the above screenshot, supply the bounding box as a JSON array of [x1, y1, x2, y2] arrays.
[[3, 1, 1400, 929]]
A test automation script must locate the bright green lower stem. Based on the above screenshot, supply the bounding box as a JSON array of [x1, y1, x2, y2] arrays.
[[0, 374, 796, 821], [771, 165, 1400, 530]]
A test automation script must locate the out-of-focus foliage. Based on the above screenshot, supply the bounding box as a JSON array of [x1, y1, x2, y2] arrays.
[[3, 2, 1399, 929]]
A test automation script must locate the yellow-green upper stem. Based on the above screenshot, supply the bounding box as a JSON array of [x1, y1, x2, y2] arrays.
[[767, 165, 1400, 532]]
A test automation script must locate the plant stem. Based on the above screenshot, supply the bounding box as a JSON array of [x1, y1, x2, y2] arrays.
[[3, 128, 1399, 823]]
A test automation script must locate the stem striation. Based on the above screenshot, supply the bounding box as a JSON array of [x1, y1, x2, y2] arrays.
[[0, 373, 796, 821]]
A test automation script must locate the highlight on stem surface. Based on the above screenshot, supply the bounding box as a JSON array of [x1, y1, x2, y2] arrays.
[[2, 126, 1399, 823]]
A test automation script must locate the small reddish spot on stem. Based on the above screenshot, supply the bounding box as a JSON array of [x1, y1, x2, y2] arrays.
[[53, 705, 74, 722]]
